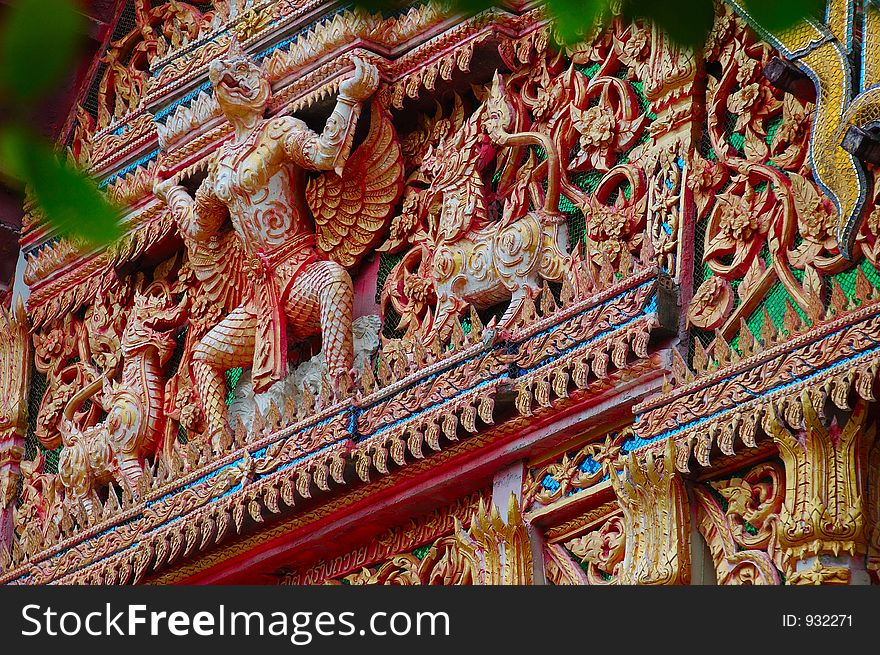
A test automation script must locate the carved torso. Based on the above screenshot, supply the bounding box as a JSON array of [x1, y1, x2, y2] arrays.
[[210, 120, 312, 255]]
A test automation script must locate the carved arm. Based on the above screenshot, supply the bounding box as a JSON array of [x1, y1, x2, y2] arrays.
[[280, 56, 379, 175], [154, 176, 227, 241]]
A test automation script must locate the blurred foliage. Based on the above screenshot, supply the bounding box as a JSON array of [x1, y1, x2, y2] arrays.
[[620, 0, 715, 47], [741, 0, 827, 33], [0, 0, 120, 245]]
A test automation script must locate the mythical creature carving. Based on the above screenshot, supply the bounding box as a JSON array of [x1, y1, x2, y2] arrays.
[[155, 41, 403, 450], [56, 281, 186, 517], [379, 23, 689, 344], [381, 71, 581, 343]]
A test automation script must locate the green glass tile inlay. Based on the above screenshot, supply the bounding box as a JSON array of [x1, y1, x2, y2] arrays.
[[224, 367, 243, 405]]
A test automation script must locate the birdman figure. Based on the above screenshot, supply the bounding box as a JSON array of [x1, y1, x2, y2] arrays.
[[155, 40, 402, 450]]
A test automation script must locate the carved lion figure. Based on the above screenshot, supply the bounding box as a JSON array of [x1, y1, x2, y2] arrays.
[[57, 281, 185, 517]]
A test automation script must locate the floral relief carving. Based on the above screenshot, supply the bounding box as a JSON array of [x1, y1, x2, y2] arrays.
[[564, 515, 626, 584], [693, 462, 786, 585], [686, 2, 858, 344]]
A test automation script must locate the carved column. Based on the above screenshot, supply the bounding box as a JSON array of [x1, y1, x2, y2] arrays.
[[493, 461, 545, 584], [764, 391, 874, 584], [637, 20, 700, 292], [0, 297, 31, 562], [607, 438, 691, 584]]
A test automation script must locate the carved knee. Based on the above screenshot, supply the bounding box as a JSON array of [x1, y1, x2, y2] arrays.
[[192, 342, 211, 364], [318, 264, 353, 306]]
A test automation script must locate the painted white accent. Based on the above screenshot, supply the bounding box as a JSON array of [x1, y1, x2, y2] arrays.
[[11, 249, 29, 304], [228, 314, 381, 431]]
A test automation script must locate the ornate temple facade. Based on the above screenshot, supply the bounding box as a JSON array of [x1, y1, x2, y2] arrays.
[[2, 0, 880, 585]]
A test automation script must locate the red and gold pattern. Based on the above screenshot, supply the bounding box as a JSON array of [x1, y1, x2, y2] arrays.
[[6, 0, 880, 587]]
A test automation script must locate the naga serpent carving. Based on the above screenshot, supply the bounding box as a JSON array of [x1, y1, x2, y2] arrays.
[[57, 281, 185, 516]]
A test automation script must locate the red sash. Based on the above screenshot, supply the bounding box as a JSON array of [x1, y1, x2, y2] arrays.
[[246, 235, 317, 393]]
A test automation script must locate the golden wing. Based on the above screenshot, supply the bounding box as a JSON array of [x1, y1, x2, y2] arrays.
[[306, 100, 404, 269], [186, 229, 249, 312]]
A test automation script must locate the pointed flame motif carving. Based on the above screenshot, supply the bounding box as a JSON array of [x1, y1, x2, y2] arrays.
[[764, 392, 875, 582], [606, 438, 691, 584], [0, 297, 31, 557], [341, 494, 533, 585]]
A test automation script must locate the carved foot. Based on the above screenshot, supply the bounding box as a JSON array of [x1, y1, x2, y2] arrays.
[[116, 456, 144, 500]]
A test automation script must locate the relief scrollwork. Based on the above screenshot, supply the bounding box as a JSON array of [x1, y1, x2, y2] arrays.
[[724, 0, 878, 258], [564, 515, 626, 584], [687, 3, 848, 340], [86, 0, 222, 134], [10, 451, 65, 565], [31, 277, 142, 453], [341, 495, 533, 585], [693, 462, 785, 585], [547, 437, 692, 586], [524, 442, 604, 510]]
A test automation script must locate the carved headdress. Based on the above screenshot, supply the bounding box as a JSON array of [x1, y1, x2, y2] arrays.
[[208, 36, 271, 118]]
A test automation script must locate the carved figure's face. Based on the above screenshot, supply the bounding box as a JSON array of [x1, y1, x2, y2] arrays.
[[122, 282, 186, 365], [484, 74, 513, 136], [209, 52, 270, 121]]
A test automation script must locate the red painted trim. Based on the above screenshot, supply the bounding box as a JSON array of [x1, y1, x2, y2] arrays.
[[173, 358, 667, 584]]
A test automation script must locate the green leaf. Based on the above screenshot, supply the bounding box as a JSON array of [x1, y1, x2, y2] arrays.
[[546, 0, 606, 45], [0, 126, 27, 181], [622, 0, 715, 48], [451, 0, 498, 14], [742, 0, 825, 33], [0, 125, 121, 245], [0, 0, 84, 103]]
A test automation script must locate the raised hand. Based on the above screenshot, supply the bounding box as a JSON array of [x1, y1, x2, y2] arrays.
[[153, 176, 180, 204], [338, 56, 379, 102]]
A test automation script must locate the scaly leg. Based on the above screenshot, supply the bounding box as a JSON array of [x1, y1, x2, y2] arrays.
[[192, 306, 257, 452], [284, 261, 355, 399]]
